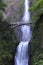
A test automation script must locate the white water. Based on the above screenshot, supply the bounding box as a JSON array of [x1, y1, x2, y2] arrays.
[[15, 0, 31, 65]]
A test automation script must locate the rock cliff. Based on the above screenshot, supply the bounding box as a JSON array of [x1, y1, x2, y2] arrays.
[[4, 0, 24, 23]]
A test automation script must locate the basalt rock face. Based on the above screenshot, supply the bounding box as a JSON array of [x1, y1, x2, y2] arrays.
[[4, 0, 24, 23]]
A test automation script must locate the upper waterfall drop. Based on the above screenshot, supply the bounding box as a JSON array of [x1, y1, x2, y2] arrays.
[[22, 0, 30, 22], [14, 0, 31, 65]]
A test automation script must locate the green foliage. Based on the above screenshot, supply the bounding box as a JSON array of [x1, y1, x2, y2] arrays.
[[0, 0, 7, 10], [30, 0, 43, 12], [0, 22, 18, 65], [30, 18, 43, 65], [30, 25, 40, 65], [30, 0, 43, 21], [0, 0, 7, 22]]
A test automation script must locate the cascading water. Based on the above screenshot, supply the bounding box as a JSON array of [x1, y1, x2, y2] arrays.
[[14, 0, 31, 65]]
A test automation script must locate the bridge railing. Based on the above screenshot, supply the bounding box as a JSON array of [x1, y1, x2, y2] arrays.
[[9, 22, 34, 28]]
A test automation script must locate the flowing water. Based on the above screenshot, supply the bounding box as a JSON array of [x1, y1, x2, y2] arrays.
[[14, 0, 31, 65]]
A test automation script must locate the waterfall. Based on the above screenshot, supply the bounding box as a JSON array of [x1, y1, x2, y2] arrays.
[[14, 0, 31, 65]]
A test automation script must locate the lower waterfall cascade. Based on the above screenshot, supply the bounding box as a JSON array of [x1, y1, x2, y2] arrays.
[[14, 0, 31, 65]]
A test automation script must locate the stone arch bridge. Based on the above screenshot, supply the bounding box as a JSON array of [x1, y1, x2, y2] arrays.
[[9, 22, 34, 29]]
